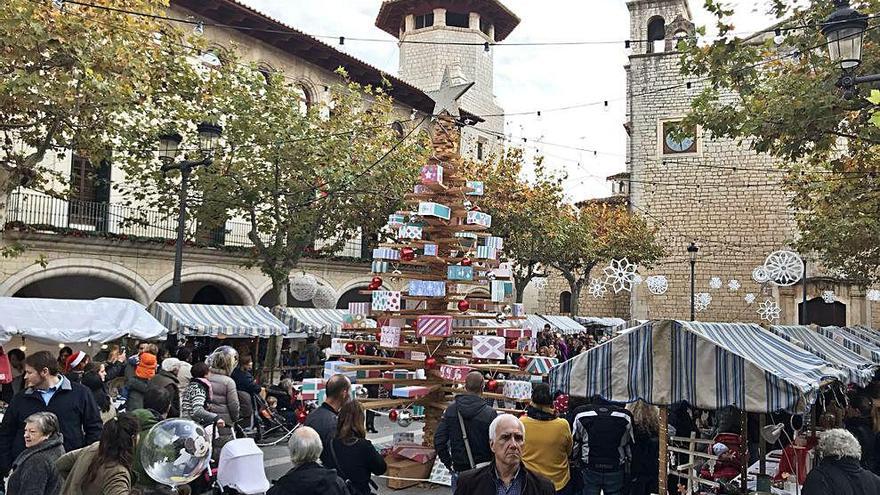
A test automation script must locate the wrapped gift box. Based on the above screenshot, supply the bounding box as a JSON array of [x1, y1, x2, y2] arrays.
[[472, 335, 505, 360], [387, 213, 406, 228], [380, 326, 401, 348], [302, 389, 325, 402], [330, 338, 351, 355], [496, 328, 534, 339], [476, 246, 497, 260], [373, 247, 400, 260], [417, 315, 453, 337], [399, 224, 423, 240], [517, 337, 536, 352], [484, 236, 504, 250], [445, 356, 469, 365], [423, 243, 438, 256], [412, 405, 425, 416], [383, 369, 417, 381], [420, 163, 444, 185], [372, 291, 401, 312], [491, 280, 514, 302], [466, 210, 492, 227], [418, 201, 451, 220], [408, 280, 446, 297], [503, 380, 532, 400], [512, 303, 525, 317], [371, 260, 389, 273], [413, 184, 430, 194], [349, 302, 370, 316], [448, 265, 474, 281], [393, 432, 416, 445], [324, 361, 357, 381], [392, 386, 430, 398], [342, 313, 368, 330], [440, 364, 473, 382], [465, 180, 484, 196], [526, 355, 559, 374], [301, 378, 325, 392], [407, 351, 427, 362], [356, 369, 381, 379], [454, 232, 478, 248]]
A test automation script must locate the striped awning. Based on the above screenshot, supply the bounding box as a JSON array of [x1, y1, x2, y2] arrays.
[[815, 326, 880, 363], [150, 303, 287, 338], [519, 314, 551, 331], [841, 325, 880, 347], [539, 315, 586, 335], [770, 325, 877, 387], [549, 320, 843, 413], [272, 308, 376, 338]]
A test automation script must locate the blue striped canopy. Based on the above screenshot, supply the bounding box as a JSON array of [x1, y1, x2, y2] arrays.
[[815, 326, 880, 363], [520, 314, 551, 331], [549, 320, 844, 413], [769, 325, 876, 387], [841, 325, 880, 347], [150, 303, 287, 337], [539, 315, 587, 335], [272, 308, 376, 338]]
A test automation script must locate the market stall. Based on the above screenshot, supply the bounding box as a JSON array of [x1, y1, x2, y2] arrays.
[[815, 325, 880, 363], [150, 302, 287, 338], [769, 325, 877, 387], [538, 314, 586, 335], [271, 307, 363, 338], [0, 297, 167, 353]]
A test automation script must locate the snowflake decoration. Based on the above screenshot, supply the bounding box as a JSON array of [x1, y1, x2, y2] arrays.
[[868, 289, 880, 302], [744, 293, 756, 305], [709, 277, 723, 290], [822, 290, 836, 304], [632, 274, 644, 285], [588, 278, 607, 299], [728, 279, 741, 292], [752, 266, 771, 284], [757, 299, 782, 322], [646, 275, 669, 295], [602, 258, 638, 293], [533, 278, 548, 291], [694, 292, 712, 312], [764, 250, 804, 286]]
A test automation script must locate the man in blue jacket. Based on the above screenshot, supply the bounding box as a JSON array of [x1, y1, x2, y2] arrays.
[[0, 350, 103, 473]]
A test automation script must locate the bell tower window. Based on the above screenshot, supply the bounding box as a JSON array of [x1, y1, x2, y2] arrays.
[[446, 11, 469, 28], [415, 13, 434, 29], [647, 16, 666, 53]]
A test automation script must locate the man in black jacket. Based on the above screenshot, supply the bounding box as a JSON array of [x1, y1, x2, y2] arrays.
[[803, 428, 880, 495], [0, 350, 102, 473], [454, 413, 555, 495], [571, 398, 634, 495], [304, 374, 350, 466], [435, 371, 498, 490]]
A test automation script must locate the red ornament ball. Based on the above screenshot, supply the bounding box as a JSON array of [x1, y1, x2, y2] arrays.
[[486, 379, 498, 392], [344, 342, 356, 353], [401, 247, 416, 261], [388, 409, 399, 422], [425, 356, 437, 369], [367, 282, 379, 290], [357, 344, 366, 354], [296, 409, 307, 424], [371, 276, 383, 287], [458, 299, 470, 312], [461, 257, 473, 267], [517, 356, 529, 369], [470, 205, 481, 212]]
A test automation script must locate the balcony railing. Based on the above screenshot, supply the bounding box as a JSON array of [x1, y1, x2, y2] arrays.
[[4, 191, 367, 259]]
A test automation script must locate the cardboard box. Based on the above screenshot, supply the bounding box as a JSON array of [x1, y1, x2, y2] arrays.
[[385, 456, 433, 490]]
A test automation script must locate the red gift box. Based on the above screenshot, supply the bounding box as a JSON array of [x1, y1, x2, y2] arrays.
[[496, 328, 534, 339]]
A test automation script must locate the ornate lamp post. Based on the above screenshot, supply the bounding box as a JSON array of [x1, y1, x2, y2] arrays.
[[687, 242, 699, 321], [157, 122, 222, 303], [822, 0, 877, 99]]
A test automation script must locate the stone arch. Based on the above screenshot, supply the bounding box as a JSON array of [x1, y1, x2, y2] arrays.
[[150, 266, 257, 305], [334, 277, 380, 309], [0, 258, 152, 305], [647, 16, 666, 53]]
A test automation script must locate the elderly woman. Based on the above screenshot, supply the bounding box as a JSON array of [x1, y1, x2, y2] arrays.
[[267, 426, 348, 495], [6, 412, 66, 495], [803, 428, 880, 495], [207, 351, 240, 427]]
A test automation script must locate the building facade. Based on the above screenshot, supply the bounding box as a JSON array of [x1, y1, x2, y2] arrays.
[[0, 0, 516, 308]]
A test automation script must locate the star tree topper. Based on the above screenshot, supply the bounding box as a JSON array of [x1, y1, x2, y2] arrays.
[[426, 66, 475, 117]]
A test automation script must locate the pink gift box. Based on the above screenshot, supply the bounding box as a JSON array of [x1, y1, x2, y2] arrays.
[[496, 328, 534, 339], [391, 386, 430, 398], [416, 315, 453, 337], [420, 163, 443, 185], [440, 365, 473, 383]]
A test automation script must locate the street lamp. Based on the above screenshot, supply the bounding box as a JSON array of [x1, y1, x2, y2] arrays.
[[822, 0, 877, 99], [687, 242, 699, 321], [157, 122, 222, 303]]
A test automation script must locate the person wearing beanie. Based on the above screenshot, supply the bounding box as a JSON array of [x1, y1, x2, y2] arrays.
[[64, 351, 90, 384], [125, 352, 156, 411], [520, 383, 574, 494]]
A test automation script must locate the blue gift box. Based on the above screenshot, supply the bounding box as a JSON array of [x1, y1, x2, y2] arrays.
[[387, 213, 406, 228], [324, 360, 357, 381], [417, 201, 451, 220], [466, 211, 492, 227], [371, 260, 389, 273], [448, 265, 474, 281], [476, 246, 497, 260], [491, 280, 514, 302], [372, 247, 400, 260], [398, 224, 423, 240], [408, 280, 446, 297], [484, 236, 504, 250], [423, 243, 438, 256], [466, 180, 484, 196]]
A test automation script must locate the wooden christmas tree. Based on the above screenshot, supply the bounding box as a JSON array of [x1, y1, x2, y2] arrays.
[[338, 68, 555, 447]]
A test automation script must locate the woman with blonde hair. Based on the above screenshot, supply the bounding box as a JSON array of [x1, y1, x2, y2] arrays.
[[324, 400, 386, 495], [207, 351, 240, 427], [628, 400, 660, 495]]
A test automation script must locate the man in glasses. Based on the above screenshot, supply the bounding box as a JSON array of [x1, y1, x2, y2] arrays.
[[453, 413, 554, 495]]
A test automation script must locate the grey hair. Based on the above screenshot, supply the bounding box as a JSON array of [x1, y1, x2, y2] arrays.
[[489, 413, 524, 442], [25, 412, 60, 437], [818, 428, 862, 460], [288, 426, 323, 467]]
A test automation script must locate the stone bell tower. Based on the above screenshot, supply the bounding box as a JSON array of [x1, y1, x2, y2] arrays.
[[375, 0, 520, 160]]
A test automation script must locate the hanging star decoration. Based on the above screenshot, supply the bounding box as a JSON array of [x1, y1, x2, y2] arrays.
[[426, 66, 475, 117], [728, 279, 741, 291], [757, 299, 782, 321], [588, 278, 607, 298], [603, 258, 638, 293], [709, 276, 722, 290], [822, 290, 836, 304]]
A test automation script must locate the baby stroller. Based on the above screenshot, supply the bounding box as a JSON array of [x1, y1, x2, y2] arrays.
[[249, 392, 297, 445], [213, 438, 271, 494]]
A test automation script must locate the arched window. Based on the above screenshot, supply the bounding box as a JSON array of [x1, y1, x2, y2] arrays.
[[257, 63, 275, 84], [293, 83, 312, 116], [559, 291, 572, 314], [647, 16, 666, 54]]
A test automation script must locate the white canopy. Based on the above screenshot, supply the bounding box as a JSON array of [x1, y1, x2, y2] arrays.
[[0, 297, 167, 344]]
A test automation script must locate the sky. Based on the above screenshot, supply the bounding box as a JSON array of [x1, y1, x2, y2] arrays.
[[240, 0, 780, 203]]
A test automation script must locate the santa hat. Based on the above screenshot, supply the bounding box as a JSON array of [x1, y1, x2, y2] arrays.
[[65, 351, 87, 372]]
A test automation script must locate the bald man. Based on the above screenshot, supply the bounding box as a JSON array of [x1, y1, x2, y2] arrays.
[[435, 371, 498, 490], [304, 374, 350, 466]]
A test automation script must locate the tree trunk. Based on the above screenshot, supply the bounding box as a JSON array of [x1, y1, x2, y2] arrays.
[[570, 283, 582, 317], [514, 276, 529, 303], [264, 276, 288, 383]]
